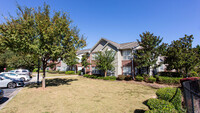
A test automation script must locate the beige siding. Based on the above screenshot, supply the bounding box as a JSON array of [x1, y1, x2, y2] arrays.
[[92, 40, 107, 52]]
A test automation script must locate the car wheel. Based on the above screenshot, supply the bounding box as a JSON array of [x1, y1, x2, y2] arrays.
[[20, 77, 25, 82], [7, 82, 16, 89]]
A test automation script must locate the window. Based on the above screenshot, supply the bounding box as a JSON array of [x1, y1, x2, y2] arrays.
[[123, 66, 132, 75], [92, 67, 100, 74], [122, 50, 132, 60], [92, 53, 97, 60], [22, 70, 27, 72]]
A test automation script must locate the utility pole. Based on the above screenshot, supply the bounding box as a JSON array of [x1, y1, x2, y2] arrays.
[[37, 57, 40, 85]]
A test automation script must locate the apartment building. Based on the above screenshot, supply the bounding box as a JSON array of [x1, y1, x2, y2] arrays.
[[76, 38, 166, 77]]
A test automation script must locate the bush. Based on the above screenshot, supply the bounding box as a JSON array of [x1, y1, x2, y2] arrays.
[[117, 75, 126, 80], [65, 71, 75, 75], [124, 75, 132, 81], [142, 74, 150, 82], [147, 98, 176, 110], [58, 71, 65, 74], [32, 68, 43, 73], [189, 71, 198, 77], [157, 76, 182, 84], [78, 71, 81, 75], [158, 72, 183, 77], [48, 70, 58, 74], [156, 87, 182, 112], [103, 76, 117, 81], [135, 76, 144, 81], [148, 77, 156, 83], [145, 108, 178, 113]]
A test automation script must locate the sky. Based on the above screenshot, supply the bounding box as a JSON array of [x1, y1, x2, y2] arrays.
[[0, 0, 199, 49]]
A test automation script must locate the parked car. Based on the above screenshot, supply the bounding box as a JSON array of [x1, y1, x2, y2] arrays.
[[0, 89, 3, 100], [9, 69, 32, 78], [0, 74, 24, 88], [1, 72, 31, 82]]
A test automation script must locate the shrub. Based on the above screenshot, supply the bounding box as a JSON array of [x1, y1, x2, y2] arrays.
[[48, 70, 58, 74], [124, 75, 132, 81], [145, 108, 178, 113], [147, 98, 175, 110], [65, 71, 75, 75], [148, 77, 156, 83], [58, 71, 65, 74], [142, 74, 150, 82], [157, 76, 181, 84], [117, 75, 126, 80], [33, 68, 43, 73], [156, 87, 182, 112], [189, 71, 198, 77], [158, 72, 183, 77], [103, 76, 117, 81], [135, 76, 144, 81], [78, 71, 81, 75]]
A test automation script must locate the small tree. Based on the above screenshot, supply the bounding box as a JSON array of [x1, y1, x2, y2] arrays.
[[81, 53, 90, 74], [95, 49, 116, 77], [134, 31, 167, 75], [64, 51, 79, 71], [165, 35, 199, 77]]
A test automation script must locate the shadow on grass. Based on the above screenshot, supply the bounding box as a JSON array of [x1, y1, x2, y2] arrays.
[[26, 78, 78, 88], [134, 99, 149, 113]]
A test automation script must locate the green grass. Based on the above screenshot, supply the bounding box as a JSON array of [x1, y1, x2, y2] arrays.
[[0, 76, 156, 113]]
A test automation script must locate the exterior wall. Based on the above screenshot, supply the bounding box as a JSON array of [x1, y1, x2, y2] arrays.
[[92, 40, 107, 52]]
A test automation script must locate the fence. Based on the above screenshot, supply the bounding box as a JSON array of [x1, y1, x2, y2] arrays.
[[182, 80, 200, 113]]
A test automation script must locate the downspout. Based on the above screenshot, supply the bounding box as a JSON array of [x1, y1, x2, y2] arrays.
[[132, 48, 134, 79]]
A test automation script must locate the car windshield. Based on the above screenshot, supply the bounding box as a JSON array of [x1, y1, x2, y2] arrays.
[[0, 74, 12, 79], [9, 70, 15, 72]]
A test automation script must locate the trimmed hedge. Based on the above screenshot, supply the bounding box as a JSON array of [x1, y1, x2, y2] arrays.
[[145, 108, 178, 113], [156, 87, 182, 112], [148, 77, 156, 83], [135, 76, 144, 81], [147, 98, 175, 110], [65, 71, 75, 75], [83, 74, 116, 81], [157, 76, 182, 84], [32, 68, 43, 73]]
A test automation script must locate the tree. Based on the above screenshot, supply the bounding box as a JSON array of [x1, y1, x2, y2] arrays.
[[81, 53, 90, 74], [64, 50, 79, 71], [165, 35, 199, 77], [134, 31, 167, 75], [0, 4, 86, 88], [95, 49, 116, 77]]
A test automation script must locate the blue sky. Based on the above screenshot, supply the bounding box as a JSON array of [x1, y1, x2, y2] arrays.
[[0, 0, 199, 49]]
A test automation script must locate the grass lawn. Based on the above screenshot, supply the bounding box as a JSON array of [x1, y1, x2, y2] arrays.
[[31, 72, 76, 77], [0, 76, 156, 113]]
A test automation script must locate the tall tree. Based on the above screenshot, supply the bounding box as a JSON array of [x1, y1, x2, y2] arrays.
[[165, 35, 199, 77], [81, 53, 90, 74], [134, 31, 167, 75], [0, 4, 86, 88], [95, 49, 116, 77]]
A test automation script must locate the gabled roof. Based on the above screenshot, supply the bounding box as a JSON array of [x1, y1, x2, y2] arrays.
[[77, 49, 90, 55], [90, 38, 139, 52]]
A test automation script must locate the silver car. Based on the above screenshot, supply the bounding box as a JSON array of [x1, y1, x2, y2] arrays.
[[9, 69, 31, 77], [0, 75, 24, 89]]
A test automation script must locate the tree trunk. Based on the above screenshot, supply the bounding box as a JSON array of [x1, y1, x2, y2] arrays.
[[37, 57, 40, 85], [104, 71, 107, 77], [84, 67, 86, 75], [42, 60, 46, 89]]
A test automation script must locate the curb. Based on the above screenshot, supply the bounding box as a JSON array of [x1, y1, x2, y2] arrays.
[[0, 88, 22, 110]]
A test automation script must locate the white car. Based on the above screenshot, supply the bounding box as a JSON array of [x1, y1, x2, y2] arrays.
[[9, 69, 31, 77], [0, 75, 24, 88], [1, 72, 31, 82]]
